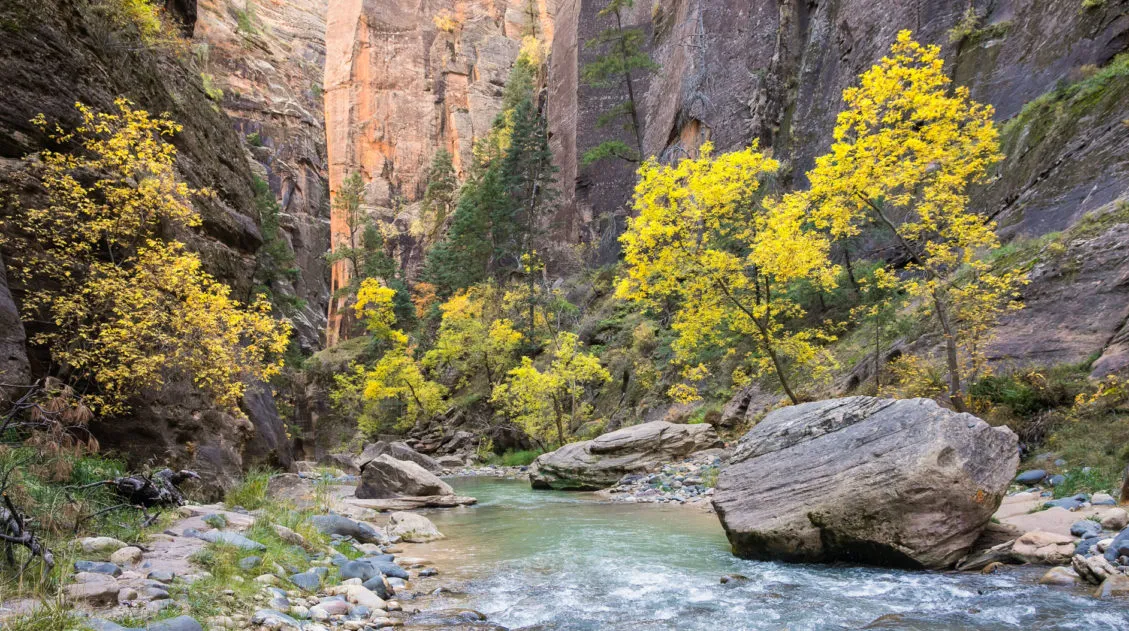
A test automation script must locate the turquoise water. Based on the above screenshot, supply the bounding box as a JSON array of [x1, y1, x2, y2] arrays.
[[413, 477, 1129, 630]]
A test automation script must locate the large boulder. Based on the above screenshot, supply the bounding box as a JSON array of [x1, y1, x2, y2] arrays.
[[357, 441, 442, 473], [528, 421, 723, 490], [713, 397, 1017, 569], [356, 454, 454, 499]]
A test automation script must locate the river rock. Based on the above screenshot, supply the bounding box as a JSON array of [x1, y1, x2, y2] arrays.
[[251, 609, 303, 630], [1015, 469, 1047, 485], [325, 584, 387, 610], [1044, 493, 1089, 510], [529, 421, 723, 490], [1073, 553, 1117, 585], [1094, 574, 1129, 599], [81, 536, 128, 555], [1100, 508, 1129, 531], [358, 441, 442, 473], [1012, 531, 1076, 565], [357, 454, 454, 499], [1092, 493, 1117, 506], [75, 560, 122, 576], [386, 512, 444, 543], [1103, 527, 1129, 562], [307, 514, 384, 544], [1039, 566, 1080, 586], [289, 571, 321, 591], [183, 528, 266, 551], [1071, 520, 1103, 538], [65, 580, 121, 605], [110, 546, 143, 566], [712, 397, 1017, 569]]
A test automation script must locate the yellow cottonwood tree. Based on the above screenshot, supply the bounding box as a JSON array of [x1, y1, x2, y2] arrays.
[[491, 332, 610, 446], [617, 143, 838, 404], [423, 288, 524, 388], [760, 31, 1024, 410], [355, 278, 408, 346], [8, 99, 290, 413], [360, 345, 448, 433]]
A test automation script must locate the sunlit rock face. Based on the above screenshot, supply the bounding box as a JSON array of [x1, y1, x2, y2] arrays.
[[323, 0, 553, 345], [195, 0, 332, 352]]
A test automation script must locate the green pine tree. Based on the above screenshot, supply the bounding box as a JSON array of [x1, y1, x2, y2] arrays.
[[581, 0, 658, 165]]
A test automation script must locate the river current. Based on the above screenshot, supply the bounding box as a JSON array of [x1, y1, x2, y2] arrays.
[[411, 477, 1129, 630]]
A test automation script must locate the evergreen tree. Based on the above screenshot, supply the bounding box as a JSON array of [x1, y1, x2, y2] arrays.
[[581, 0, 658, 165], [416, 150, 458, 245], [328, 171, 403, 327]]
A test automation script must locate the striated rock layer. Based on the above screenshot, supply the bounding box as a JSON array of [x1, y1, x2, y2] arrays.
[[713, 397, 1018, 569], [195, 0, 331, 352], [530, 420, 723, 490]]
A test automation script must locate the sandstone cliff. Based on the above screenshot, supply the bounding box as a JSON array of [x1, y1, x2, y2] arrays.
[[323, 0, 553, 345], [195, 0, 331, 352]]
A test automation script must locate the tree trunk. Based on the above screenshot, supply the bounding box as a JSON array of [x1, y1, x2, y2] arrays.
[[932, 289, 965, 412]]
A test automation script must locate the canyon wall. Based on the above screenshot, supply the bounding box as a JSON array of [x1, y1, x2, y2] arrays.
[[0, 0, 333, 494], [195, 0, 331, 352], [548, 0, 1129, 372], [323, 0, 553, 345]]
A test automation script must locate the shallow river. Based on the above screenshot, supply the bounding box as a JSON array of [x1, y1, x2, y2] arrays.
[[412, 477, 1128, 630]]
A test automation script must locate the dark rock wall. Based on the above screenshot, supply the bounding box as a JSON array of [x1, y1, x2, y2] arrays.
[[0, 0, 318, 492]]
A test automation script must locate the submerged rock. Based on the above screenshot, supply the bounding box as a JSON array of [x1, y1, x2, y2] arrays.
[[529, 421, 723, 490], [713, 397, 1017, 569], [356, 454, 455, 499]]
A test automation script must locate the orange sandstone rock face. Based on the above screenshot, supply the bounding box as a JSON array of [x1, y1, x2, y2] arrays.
[[324, 0, 552, 345]]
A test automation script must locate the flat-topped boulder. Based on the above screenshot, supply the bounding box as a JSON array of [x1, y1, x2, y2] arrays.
[[713, 397, 1017, 569], [357, 454, 454, 499], [529, 421, 723, 490]]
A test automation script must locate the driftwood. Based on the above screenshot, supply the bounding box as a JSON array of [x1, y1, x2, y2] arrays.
[[67, 468, 200, 531]]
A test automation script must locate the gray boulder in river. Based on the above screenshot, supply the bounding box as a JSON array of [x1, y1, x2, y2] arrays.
[[356, 454, 455, 499], [356, 440, 442, 473], [529, 421, 723, 490], [712, 397, 1017, 569]]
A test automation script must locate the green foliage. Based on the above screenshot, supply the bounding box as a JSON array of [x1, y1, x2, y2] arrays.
[[234, 5, 257, 34], [491, 332, 611, 446], [582, 140, 639, 166], [246, 131, 262, 147], [223, 467, 274, 510], [1082, 0, 1106, 9], [250, 175, 303, 313], [414, 150, 459, 244], [1051, 466, 1118, 499], [201, 73, 224, 101], [8, 100, 290, 414], [1005, 53, 1129, 138], [489, 449, 543, 467]]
